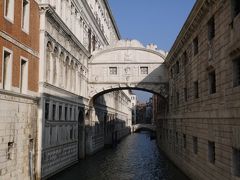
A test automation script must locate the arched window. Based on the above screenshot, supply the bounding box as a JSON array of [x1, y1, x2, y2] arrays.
[[52, 47, 58, 85], [46, 41, 53, 83], [59, 52, 64, 87]]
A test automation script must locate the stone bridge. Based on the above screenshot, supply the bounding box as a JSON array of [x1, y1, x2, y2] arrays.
[[88, 40, 169, 99], [132, 124, 156, 132]]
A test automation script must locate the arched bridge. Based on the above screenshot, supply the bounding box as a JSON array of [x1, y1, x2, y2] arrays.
[[88, 40, 169, 99], [132, 124, 156, 132]]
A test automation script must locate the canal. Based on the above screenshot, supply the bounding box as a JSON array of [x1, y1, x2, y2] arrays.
[[49, 132, 189, 180]]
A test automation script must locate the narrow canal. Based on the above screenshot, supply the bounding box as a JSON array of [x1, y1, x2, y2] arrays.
[[49, 132, 189, 180]]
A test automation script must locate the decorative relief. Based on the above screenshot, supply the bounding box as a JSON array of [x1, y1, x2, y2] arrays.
[[41, 142, 78, 177], [124, 50, 133, 61], [89, 85, 97, 97], [124, 67, 131, 75]]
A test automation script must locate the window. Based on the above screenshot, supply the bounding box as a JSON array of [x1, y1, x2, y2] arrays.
[[194, 81, 199, 99], [4, 0, 14, 22], [233, 148, 240, 177], [208, 141, 215, 164], [20, 58, 28, 93], [59, 105, 62, 120], [233, 57, 240, 87], [65, 106, 68, 120], [88, 29, 92, 52], [69, 107, 72, 121], [7, 142, 14, 160], [193, 136, 198, 154], [232, 0, 240, 18], [183, 51, 188, 66], [170, 68, 173, 78], [45, 102, 49, 120], [184, 88, 188, 102], [52, 104, 56, 120], [176, 61, 180, 74], [183, 134, 187, 149], [109, 67, 117, 75], [70, 127, 73, 140], [78, 107, 83, 122], [21, 0, 30, 33], [2, 49, 12, 90], [140, 67, 148, 75], [208, 17, 215, 41], [193, 37, 199, 56], [92, 35, 96, 51], [209, 71, 216, 94]]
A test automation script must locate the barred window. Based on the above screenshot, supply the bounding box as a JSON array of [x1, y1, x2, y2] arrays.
[[140, 67, 148, 74], [193, 37, 199, 56], [208, 16, 215, 41], [109, 67, 117, 75], [233, 148, 240, 177], [209, 71, 216, 94], [208, 141, 215, 164], [194, 81, 199, 99]]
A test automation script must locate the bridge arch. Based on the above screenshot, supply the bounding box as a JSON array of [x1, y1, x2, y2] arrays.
[[133, 124, 156, 133], [88, 40, 169, 100]]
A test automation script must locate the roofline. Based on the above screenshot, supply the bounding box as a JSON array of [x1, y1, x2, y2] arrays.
[[103, 0, 121, 40]]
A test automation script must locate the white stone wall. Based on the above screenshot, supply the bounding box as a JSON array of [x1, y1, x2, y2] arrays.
[[0, 91, 37, 180], [87, 90, 132, 153]]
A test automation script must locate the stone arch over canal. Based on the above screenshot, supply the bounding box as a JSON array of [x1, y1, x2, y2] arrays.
[[88, 40, 169, 100], [85, 40, 170, 155]]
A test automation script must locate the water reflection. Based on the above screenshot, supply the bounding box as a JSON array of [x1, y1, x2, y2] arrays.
[[49, 132, 189, 180]]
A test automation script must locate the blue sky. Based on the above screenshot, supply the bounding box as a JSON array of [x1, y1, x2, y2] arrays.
[[108, 0, 196, 101]]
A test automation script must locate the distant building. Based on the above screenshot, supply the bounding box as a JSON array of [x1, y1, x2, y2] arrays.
[[130, 92, 137, 124], [136, 101, 146, 124], [136, 97, 153, 124], [145, 97, 153, 124]]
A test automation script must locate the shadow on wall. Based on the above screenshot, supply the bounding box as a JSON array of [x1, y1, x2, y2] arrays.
[[85, 91, 131, 155], [86, 64, 169, 153], [40, 92, 86, 179]]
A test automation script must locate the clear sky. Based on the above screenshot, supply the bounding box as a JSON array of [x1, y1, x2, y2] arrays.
[[108, 0, 196, 101]]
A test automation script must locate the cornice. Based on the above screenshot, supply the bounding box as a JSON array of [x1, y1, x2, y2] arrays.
[[0, 89, 38, 102], [45, 32, 88, 69], [166, 0, 218, 64], [79, 0, 111, 45], [91, 46, 167, 61], [39, 4, 91, 58], [0, 30, 39, 58], [103, 0, 121, 39]]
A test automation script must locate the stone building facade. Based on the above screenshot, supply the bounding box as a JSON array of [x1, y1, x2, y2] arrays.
[[36, 0, 132, 179], [89, 90, 132, 152], [156, 0, 240, 180], [0, 0, 39, 179]]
